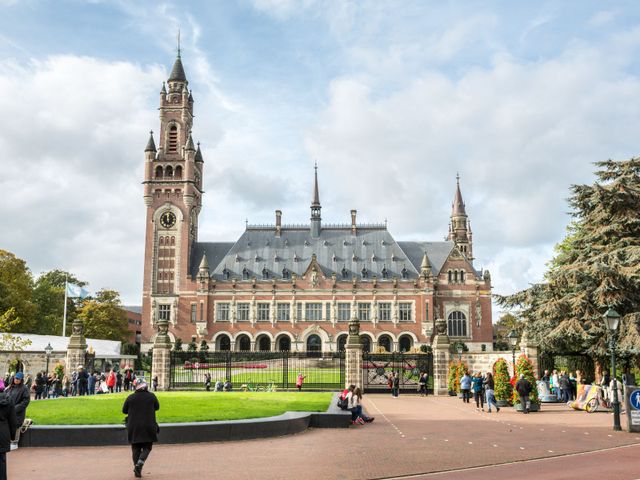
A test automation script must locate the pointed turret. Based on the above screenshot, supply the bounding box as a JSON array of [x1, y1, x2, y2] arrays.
[[452, 173, 466, 216], [161, 82, 167, 94], [447, 174, 473, 261], [195, 142, 204, 163], [186, 132, 195, 151], [168, 53, 187, 83], [420, 251, 431, 276], [198, 254, 209, 271], [145, 131, 156, 152], [310, 162, 321, 238]]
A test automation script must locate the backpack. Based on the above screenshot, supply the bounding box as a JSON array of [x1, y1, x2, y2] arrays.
[[337, 397, 349, 410]]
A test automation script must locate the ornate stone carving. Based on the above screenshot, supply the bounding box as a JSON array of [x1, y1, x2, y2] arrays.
[[435, 318, 447, 335], [72, 319, 84, 336]]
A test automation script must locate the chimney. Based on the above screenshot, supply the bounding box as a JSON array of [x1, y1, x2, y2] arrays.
[[351, 209, 357, 235], [275, 210, 282, 237]]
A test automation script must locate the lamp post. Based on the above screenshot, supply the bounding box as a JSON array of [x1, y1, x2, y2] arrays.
[[508, 330, 518, 376], [44, 342, 53, 374], [456, 343, 463, 362], [604, 308, 622, 431]]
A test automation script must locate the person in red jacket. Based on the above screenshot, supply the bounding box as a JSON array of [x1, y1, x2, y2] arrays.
[[106, 369, 117, 393]]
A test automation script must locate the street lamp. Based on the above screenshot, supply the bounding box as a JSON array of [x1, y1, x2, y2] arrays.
[[508, 330, 518, 376], [456, 343, 463, 362], [604, 308, 622, 431], [44, 342, 53, 374]]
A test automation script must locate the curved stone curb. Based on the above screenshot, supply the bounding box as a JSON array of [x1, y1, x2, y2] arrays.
[[21, 393, 351, 447]]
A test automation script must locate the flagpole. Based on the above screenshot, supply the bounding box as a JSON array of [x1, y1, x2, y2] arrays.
[[62, 275, 68, 337]]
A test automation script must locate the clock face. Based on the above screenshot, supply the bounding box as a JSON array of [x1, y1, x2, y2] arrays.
[[160, 211, 176, 229]]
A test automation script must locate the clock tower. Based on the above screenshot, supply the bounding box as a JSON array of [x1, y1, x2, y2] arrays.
[[141, 49, 204, 330]]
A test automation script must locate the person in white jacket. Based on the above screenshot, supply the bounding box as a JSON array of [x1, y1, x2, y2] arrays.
[[346, 387, 374, 425]]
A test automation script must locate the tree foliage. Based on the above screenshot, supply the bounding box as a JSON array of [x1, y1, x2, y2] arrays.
[[78, 289, 129, 342], [33, 269, 86, 335], [493, 358, 512, 403], [0, 250, 37, 332], [496, 158, 640, 359], [512, 355, 539, 405]]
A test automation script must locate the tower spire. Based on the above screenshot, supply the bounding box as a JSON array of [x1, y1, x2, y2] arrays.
[[310, 162, 321, 238], [447, 174, 473, 260], [177, 29, 181, 58]]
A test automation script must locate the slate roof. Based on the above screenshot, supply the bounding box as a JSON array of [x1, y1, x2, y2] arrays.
[[168, 55, 187, 82], [188, 226, 477, 281]]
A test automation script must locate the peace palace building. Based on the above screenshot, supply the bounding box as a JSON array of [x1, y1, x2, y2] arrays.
[[140, 52, 494, 354]]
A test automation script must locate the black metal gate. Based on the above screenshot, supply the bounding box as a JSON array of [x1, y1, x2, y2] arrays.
[[362, 352, 433, 394], [169, 351, 344, 390], [538, 352, 595, 383]]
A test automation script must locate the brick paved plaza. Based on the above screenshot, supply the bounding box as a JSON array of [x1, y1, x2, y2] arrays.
[[9, 395, 640, 480]]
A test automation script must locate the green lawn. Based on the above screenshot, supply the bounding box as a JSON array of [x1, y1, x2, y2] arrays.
[[27, 392, 333, 425]]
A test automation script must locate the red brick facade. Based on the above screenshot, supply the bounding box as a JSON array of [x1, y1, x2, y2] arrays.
[[140, 54, 493, 353]]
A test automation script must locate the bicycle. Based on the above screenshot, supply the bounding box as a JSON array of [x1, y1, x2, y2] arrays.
[[586, 385, 626, 414]]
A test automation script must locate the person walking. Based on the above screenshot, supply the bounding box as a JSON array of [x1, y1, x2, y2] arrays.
[[516, 374, 533, 413], [460, 372, 472, 403], [392, 372, 400, 398], [6, 372, 30, 449], [106, 369, 116, 393], [483, 372, 500, 413], [418, 371, 428, 397], [0, 380, 17, 480], [122, 380, 160, 478], [295, 373, 306, 392], [472, 373, 484, 410]]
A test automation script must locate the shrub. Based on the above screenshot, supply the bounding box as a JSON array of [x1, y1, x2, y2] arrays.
[[511, 354, 539, 405], [54, 363, 65, 379], [493, 358, 512, 403]]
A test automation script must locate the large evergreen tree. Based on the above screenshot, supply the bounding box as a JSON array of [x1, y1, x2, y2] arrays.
[[497, 159, 640, 364]]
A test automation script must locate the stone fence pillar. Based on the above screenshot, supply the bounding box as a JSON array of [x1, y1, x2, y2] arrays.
[[151, 318, 172, 391], [344, 316, 363, 389], [432, 318, 451, 396], [66, 318, 87, 375], [520, 330, 539, 377]]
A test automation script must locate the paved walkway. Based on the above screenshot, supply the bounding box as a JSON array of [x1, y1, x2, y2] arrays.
[[9, 395, 640, 479]]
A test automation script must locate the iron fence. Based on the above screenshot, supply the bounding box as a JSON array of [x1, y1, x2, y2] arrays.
[[170, 351, 344, 390]]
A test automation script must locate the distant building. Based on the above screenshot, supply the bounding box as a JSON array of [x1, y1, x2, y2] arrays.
[[122, 306, 142, 344], [140, 52, 494, 353]]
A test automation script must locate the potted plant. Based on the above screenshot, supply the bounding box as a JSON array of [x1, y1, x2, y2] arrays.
[[512, 354, 540, 412], [493, 358, 512, 407], [447, 360, 467, 396]]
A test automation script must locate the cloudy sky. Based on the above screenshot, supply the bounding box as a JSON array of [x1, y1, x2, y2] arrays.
[[1, 1, 640, 316]]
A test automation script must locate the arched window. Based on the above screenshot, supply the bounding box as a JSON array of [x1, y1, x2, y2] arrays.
[[448, 270, 452, 283], [282, 268, 290, 280], [307, 334, 322, 356], [165, 165, 173, 178], [155, 166, 163, 178], [236, 334, 251, 351], [378, 335, 392, 352], [222, 267, 230, 280], [360, 335, 371, 353], [257, 336, 271, 352], [460, 270, 465, 283], [337, 334, 348, 352], [381, 266, 388, 279], [398, 335, 412, 352], [361, 267, 368, 279], [454, 270, 458, 283], [159, 237, 165, 246], [447, 311, 467, 337], [341, 266, 348, 279], [170, 236, 175, 246], [277, 336, 291, 351], [174, 165, 183, 179], [168, 125, 178, 152], [217, 334, 231, 351], [401, 267, 408, 279], [262, 267, 269, 279], [242, 266, 250, 280]]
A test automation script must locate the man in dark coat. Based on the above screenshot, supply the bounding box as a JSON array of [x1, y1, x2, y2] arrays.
[[0, 380, 17, 480], [76, 366, 89, 396], [6, 372, 30, 431], [122, 379, 160, 478], [515, 374, 533, 414]]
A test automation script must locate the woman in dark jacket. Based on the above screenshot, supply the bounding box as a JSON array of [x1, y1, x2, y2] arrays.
[[122, 380, 160, 478], [0, 380, 17, 479]]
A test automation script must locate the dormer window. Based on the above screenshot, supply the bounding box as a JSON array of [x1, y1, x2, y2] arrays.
[[293, 252, 299, 262], [341, 266, 348, 279], [242, 266, 250, 280], [381, 266, 389, 279], [282, 268, 290, 279], [304, 240, 310, 246], [401, 266, 408, 279], [361, 267, 368, 279], [222, 267, 230, 280], [262, 267, 269, 279], [168, 125, 178, 153]]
